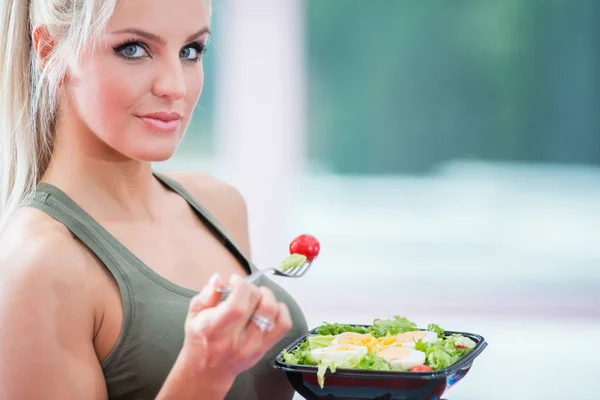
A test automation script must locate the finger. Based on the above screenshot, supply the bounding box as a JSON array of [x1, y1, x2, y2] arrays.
[[188, 273, 225, 317], [213, 274, 261, 332], [261, 302, 293, 347], [187, 306, 221, 341], [243, 287, 281, 346]]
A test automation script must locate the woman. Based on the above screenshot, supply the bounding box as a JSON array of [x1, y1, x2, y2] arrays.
[[0, 0, 308, 399]]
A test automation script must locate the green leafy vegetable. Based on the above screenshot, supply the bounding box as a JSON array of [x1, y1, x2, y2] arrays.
[[315, 322, 368, 336], [307, 334, 335, 350], [367, 316, 417, 337], [416, 336, 473, 370], [316, 359, 344, 388], [279, 254, 307, 272], [312, 350, 390, 388], [427, 323, 445, 337], [282, 339, 317, 366], [357, 352, 390, 371]]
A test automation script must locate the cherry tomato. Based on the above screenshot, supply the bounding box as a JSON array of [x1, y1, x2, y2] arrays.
[[455, 345, 469, 349], [410, 365, 433, 372], [289, 234, 320, 260]]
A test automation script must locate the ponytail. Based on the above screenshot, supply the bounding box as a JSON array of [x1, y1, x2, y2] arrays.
[[0, 0, 117, 231], [0, 0, 39, 230]]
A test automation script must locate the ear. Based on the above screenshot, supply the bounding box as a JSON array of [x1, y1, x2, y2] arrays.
[[32, 25, 56, 68]]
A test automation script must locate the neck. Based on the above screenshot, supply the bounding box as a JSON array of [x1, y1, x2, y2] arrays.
[[42, 107, 164, 222]]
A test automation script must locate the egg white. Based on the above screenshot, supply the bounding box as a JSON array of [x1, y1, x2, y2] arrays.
[[331, 332, 374, 345], [377, 347, 427, 371], [395, 331, 438, 348], [310, 344, 368, 363]]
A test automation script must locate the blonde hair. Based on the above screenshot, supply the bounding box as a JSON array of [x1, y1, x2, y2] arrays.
[[0, 0, 213, 231], [0, 0, 116, 230]]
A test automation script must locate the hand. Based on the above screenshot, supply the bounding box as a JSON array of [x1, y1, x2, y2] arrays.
[[180, 273, 293, 385]]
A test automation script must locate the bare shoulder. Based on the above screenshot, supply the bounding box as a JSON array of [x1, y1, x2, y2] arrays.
[[0, 207, 97, 299], [0, 207, 106, 398], [160, 170, 251, 253]]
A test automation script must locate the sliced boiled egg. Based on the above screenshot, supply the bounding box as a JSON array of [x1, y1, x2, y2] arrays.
[[332, 332, 374, 346], [377, 347, 427, 371], [310, 344, 368, 364], [366, 333, 397, 353], [395, 331, 438, 348]]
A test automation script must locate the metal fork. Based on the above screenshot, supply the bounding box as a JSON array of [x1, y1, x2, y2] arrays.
[[217, 256, 317, 295]]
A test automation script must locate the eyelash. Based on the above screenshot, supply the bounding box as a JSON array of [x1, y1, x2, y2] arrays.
[[113, 39, 206, 63]]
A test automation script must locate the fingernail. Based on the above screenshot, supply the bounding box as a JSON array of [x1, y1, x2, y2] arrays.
[[208, 273, 220, 287], [200, 283, 211, 295], [229, 273, 242, 284]]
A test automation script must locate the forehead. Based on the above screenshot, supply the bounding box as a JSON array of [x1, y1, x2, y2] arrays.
[[107, 0, 209, 37]]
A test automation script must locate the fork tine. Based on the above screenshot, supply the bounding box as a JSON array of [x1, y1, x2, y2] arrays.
[[289, 258, 314, 277], [284, 263, 304, 276], [298, 260, 312, 276], [218, 256, 315, 294], [289, 264, 305, 277]]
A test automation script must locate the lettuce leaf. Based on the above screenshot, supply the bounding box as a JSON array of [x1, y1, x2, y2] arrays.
[[357, 352, 391, 371], [315, 322, 368, 336], [427, 323, 445, 337], [316, 359, 346, 388], [279, 254, 307, 272], [367, 316, 417, 337], [450, 333, 477, 349], [426, 347, 457, 369], [307, 334, 335, 350], [416, 335, 474, 370], [282, 339, 317, 366], [315, 353, 365, 388]]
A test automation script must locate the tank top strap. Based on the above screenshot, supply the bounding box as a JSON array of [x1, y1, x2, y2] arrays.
[[153, 171, 257, 273], [27, 185, 135, 372], [29, 185, 134, 294]]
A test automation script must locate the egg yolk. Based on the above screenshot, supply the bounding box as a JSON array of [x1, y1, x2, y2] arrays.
[[396, 331, 428, 343], [377, 347, 411, 360], [366, 333, 397, 352], [334, 345, 352, 352], [337, 332, 374, 345]]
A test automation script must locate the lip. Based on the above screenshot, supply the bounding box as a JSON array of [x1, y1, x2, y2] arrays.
[[136, 112, 183, 133], [138, 112, 183, 122]]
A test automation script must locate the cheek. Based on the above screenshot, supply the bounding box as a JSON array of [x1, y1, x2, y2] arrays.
[[69, 56, 145, 142], [186, 65, 204, 106]]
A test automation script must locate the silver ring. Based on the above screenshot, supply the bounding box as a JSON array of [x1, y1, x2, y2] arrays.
[[251, 314, 274, 333]]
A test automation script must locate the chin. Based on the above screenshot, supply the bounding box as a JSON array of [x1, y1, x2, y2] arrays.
[[133, 148, 178, 162], [123, 140, 181, 162], [130, 130, 186, 162], [105, 123, 187, 162]]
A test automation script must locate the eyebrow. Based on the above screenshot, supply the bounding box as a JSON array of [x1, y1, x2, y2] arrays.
[[111, 27, 210, 44]]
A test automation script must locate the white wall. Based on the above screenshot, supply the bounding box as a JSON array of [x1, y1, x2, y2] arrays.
[[213, 0, 307, 268]]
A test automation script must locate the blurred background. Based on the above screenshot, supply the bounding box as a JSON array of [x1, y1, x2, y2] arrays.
[[156, 1, 600, 399]]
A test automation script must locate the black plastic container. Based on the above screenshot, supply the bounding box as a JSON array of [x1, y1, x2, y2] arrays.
[[272, 325, 487, 400]]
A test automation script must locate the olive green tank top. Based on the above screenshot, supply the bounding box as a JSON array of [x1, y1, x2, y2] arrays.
[[28, 172, 308, 400]]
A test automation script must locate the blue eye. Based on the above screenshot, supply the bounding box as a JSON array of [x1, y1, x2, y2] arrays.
[[180, 47, 196, 59], [113, 40, 205, 62], [114, 41, 149, 60], [122, 44, 145, 58], [180, 43, 205, 62]]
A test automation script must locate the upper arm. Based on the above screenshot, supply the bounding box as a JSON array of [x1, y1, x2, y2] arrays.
[[161, 171, 252, 256], [0, 214, 107, 399]]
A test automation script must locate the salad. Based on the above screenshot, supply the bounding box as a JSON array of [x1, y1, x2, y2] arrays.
[[281, 316, 477, 388]]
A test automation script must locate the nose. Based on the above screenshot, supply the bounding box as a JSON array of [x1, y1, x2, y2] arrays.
[[152, 59, 187, 100]]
